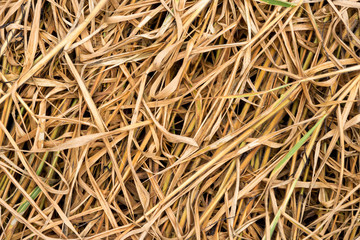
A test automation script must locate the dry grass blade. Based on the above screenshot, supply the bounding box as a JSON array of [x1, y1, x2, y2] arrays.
[[1, 0, 360, 239]]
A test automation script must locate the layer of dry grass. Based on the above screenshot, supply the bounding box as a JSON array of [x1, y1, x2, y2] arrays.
[[1, 0, 360, 239]]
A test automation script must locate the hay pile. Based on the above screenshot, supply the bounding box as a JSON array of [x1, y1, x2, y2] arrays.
[[1, 0, 360, 239]]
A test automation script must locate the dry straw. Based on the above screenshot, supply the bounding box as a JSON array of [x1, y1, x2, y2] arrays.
[[0, 0, 360, 239]]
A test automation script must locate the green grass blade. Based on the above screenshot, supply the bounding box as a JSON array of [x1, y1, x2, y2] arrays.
[[270, 115, 326, 178], [260, 0, 296, 7], [263, 114, 327, 240]]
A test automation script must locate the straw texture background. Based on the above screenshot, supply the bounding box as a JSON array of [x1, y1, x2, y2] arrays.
[[1, 0, 360, 239]]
